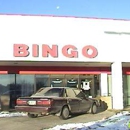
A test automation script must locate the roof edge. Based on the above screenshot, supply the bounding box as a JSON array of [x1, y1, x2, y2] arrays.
[[0, 13, 130, 21]]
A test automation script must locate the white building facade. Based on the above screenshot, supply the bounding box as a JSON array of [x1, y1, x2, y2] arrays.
[[0, 14, 130, 109]]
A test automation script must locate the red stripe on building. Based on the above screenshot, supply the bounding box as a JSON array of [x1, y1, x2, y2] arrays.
[[0, 71, 8, 74], [19, 71, 111, 74]]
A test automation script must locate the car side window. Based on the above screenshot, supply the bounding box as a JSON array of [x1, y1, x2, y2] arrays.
[[66, 89, 76, 98]]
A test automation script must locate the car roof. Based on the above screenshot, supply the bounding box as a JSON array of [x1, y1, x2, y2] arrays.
[[45, 87, 78, 89]]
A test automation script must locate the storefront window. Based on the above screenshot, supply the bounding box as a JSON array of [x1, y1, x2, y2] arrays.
[[50, 78, 64, 87], [107, 75, 112, 96], [78, 75, 100, 98], [50, 75, 64, 87], [66, 78, 78, 88], [16, 75, 35, 97], [0, 74, 15, 109], [79, 75, 93, 89], [0, 74, 15, 95], [0, 74, 104, 109], [65, 75, 79, 88], [123, 75, 130, 106], [35, 75, 49, 90]]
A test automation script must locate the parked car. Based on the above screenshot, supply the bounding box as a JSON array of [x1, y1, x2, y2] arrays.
[[15, 87, 100, 120]]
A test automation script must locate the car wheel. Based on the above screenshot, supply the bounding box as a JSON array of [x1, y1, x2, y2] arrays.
[[28, 113, 38, 118], [59, 106, 70, 120], [91, 103, 97, 114]]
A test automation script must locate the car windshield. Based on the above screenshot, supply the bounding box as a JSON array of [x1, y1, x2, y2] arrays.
[[31, 87, 64, 97]]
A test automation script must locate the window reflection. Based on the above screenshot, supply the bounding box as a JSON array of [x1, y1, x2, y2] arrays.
[[35, 75, 49, 90], [66, 78, 78, 88], [0, 74, 15, 109], [0, 74, 102, 109], [0, 74, 15, 95], [65, 75, 79, 88], [16, 75, 35, 97], [50, 78, 64, 87]]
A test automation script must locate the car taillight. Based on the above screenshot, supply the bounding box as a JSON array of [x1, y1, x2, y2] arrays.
[[37, 99, 53, 106], [16, 99, 27, 105]]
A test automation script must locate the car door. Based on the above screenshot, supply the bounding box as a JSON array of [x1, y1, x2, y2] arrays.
[[73, 89, 91, 112], [65, 88, 80, 113]]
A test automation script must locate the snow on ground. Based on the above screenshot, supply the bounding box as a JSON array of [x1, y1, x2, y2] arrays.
[[0, 111, 27, 117], [47, 111, 130, 130]]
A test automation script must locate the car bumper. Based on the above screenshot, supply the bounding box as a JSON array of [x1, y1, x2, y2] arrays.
[[15, 106, 53, 114]]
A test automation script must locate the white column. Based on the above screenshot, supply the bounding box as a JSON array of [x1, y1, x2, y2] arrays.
[[111, 62, 123, 109], [100, 73, 108, 96]]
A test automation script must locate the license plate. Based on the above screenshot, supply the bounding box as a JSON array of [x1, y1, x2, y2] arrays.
[[28, 101, 36, 105]]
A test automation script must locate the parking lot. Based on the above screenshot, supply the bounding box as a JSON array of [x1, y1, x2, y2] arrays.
[[0, 110, 115, 130]]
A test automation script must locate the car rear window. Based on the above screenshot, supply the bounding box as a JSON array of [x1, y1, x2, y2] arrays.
[[44, 88, 63, 97], [32, 88, 64, 97]]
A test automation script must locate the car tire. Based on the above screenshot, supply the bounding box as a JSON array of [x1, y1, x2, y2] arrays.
[[59, 106, 70, 120], [27, 113, 38, 118], [91, 103, 97, 114]]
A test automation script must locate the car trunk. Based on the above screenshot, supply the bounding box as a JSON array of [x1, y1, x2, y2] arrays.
[[16, 96, 67, 107], [16, 97, 55, 107]]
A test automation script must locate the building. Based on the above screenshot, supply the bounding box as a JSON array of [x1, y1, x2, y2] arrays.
[[0, 14, 130, 110]]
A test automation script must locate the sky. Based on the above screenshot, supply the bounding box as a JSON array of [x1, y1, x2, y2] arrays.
[[0, 0, 130, 19]]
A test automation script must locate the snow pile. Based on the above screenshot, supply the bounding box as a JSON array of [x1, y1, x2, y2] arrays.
[[48, 111, 130, 130], [0, 111, 27, 117]]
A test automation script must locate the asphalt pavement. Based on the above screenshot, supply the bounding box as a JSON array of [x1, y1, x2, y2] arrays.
[[0, 110, 115, 130]]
